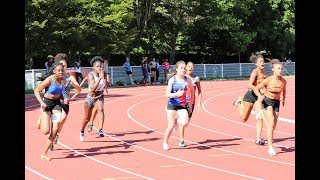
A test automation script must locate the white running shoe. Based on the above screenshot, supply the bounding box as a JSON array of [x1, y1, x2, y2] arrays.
[[268, 147, 277, 156], [80, 132, 84, 142], [163, 143, 170, 151], [88, 124, 93, 133], [233, 96, 244, 109]]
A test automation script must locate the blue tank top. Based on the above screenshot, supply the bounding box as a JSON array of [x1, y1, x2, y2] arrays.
[[45, 75, 66, 95], [168, 75, 188, 106]]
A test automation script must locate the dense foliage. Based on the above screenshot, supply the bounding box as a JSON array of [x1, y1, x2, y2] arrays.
[[25, 0, 295, 68]]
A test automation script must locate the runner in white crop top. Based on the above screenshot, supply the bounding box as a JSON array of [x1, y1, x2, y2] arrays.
[[80, 56, 109, 141], [88, 71, 105, 92]]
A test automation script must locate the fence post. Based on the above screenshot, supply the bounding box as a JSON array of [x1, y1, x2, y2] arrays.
[[221, 64, 224, 78], [32, 69, 35, 89], [203, 64, 206, 79], [239, 63, 242, 77]]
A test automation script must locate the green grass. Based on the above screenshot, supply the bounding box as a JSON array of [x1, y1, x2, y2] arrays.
[[25, 89, 34, 94]]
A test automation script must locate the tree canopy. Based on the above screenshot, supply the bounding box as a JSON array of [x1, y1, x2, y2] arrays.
[[25, 0, 295, 69]]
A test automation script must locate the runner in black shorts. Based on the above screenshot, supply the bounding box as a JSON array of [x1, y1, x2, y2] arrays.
[[252, 58, 287, 156], [233, 54, 268, 146], [51, 54, 81, 150], [177, 61, 202, 147]]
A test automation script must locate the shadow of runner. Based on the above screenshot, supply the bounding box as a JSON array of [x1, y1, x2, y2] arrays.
[[171, 137, 242, 150]]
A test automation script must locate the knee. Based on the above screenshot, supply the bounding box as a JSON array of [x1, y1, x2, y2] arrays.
[[268, 121, 275, 129], [51, 125, 59, 132], [177, 118, 189, 127], [60, 117, 66, 123], [42, 129, 50, 135], [181, 123, 188, 127]]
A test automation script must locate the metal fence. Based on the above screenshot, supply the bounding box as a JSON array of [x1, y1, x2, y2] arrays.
[[25, 62, 295, 90]]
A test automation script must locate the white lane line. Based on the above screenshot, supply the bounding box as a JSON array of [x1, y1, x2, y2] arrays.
[[126, 95, 294, 166], [25, 165, 53, 180], [202, 89, 295, 136], [57, 142, 155, 180], [26, 82, 294, 179], [95, 127, 263, 180]]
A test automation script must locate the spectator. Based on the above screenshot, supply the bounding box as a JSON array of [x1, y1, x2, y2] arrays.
[[45, 55, 54, 73], [142, 58, 150, 85], [162, 58, 170, 83], [285, 58, 292, 65], [155, 58, 160, 83], [122, 57, 134, 85], [149, 57, 157, 84], [104, 58, 110, 75], [74, 60, 84, 84]]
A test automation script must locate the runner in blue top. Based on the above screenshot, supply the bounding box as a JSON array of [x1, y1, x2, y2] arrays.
[[162, 60, 195, 151], [34, 61, 67, 161]]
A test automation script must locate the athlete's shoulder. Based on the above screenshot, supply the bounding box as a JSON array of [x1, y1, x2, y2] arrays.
[[168, 76, 175, 82], [281, 76, 287, 84], [195, 75, 201, 82], [250, 68, 258, 76]]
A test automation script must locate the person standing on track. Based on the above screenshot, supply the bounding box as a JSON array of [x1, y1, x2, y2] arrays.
[[177, 61, 202, 147], [162, 58, 170, 83], [233, 53, 268, 145], [79, 56, 109, 141], [123, 56, 135, 85], [252, 58, 287, 156], [162, 60, 195, 151], [34, 62, 67, 161], [50, 53, 82, 150]]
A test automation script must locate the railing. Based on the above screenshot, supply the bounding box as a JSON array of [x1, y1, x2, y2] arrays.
[[25, 62, 295, 90]]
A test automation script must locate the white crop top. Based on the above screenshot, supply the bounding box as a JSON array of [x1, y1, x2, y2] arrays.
[[88, 71, 105, 92]]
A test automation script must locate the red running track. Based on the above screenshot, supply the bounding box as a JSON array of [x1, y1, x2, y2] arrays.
[[25, 76, 295, 180]]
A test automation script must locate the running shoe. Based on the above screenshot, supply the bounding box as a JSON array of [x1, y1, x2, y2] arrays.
[[98, 129, 104, 137], [49, 143, 54, 151], [53, 134, 59, 144], [80, 131, 84, 142], [255, 138, 265, 146], [163, 143, 170, 151], [179, 141, 186, 147], [233, 96, 244, 109], [88, 124, 93, 133], [40, 154, 51, 161], [268, 147, 277, 156]]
